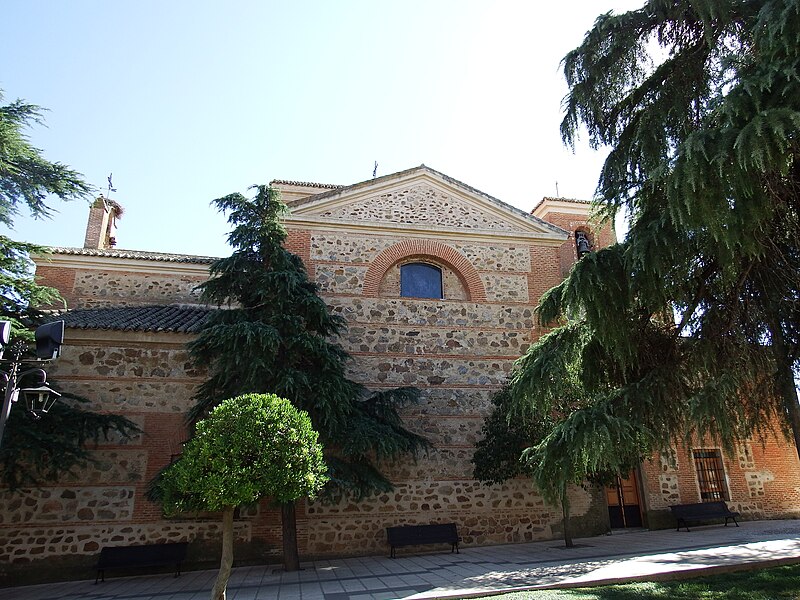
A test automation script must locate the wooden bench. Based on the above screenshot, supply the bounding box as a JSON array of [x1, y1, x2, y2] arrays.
[[386, 523, 460, 558], [670, 501, 740, 532], [95, 542, 189, 583]]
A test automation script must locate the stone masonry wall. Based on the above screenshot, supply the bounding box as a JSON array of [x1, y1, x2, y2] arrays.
[[0, 333, 270, 576], [318, 185, 529, 232], [35, 263, 208, 310], [293, 227, 608, 557], [11, 217, 609, 570]]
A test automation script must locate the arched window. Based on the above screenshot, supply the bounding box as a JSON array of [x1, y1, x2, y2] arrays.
[[400, 263, 443, 299]]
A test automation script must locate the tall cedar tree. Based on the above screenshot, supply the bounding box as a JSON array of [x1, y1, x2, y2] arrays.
[[511, 0, 800, 487], [187, 185, 428, 569], [473, 381, 643, 546], [0, 93, 138, 486], [471, 386, 581, 544]]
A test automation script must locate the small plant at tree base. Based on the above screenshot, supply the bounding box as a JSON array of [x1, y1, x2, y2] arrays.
[[159, 393, 327, 600]]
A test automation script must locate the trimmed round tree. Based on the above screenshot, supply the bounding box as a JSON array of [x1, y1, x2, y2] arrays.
[[160, 394, 327, 600]]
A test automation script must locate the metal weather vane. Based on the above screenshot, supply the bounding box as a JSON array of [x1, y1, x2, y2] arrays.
[[106, 173, 117, 199]]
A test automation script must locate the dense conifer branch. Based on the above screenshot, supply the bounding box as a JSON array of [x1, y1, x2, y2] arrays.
[[511, 0, 800, 488], [0, 94, 137, 489], [187, 185, 428, 498]]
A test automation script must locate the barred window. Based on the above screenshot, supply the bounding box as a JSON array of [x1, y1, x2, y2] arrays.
[[693, 449, 729, 501]]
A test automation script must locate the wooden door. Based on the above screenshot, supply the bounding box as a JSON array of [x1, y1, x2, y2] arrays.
[[606, 470, 643, 528]]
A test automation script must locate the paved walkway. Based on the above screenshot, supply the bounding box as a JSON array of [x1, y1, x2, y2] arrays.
[[5, 520, 800, 600]]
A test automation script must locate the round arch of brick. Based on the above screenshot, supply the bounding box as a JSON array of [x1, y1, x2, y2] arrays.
[[362, 239, 487, 301]]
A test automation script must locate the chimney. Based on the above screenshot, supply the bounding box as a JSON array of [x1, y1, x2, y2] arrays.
[[83, 196, 122, 249]]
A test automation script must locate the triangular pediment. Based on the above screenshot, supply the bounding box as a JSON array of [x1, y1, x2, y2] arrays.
[[283, 166, 566, 239]]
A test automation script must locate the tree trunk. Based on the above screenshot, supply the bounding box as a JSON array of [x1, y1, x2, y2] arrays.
[[778, 361, 800, 463], [281, 500, 300, 572], [561, 483, 574, 548], [211, 506, 235, 600], [769, 317, 800, 461]]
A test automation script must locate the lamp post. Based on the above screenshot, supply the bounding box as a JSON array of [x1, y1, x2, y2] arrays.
[[0, 320, 65, 446]]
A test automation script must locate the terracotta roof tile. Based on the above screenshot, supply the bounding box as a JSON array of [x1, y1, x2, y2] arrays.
[[47, 247, 218, 264], [270, 179, 344, 189], [57, 305, 214, 333], [531, 196, 593, 213]]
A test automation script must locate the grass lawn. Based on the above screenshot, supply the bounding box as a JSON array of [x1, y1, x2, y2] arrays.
[[472, 563, 800, 599]]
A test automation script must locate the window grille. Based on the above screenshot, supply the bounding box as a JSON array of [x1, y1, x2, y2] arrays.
[[693, 449, 729, 501]]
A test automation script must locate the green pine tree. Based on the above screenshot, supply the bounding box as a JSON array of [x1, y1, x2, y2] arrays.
[[186, 185, 428, 570], [0, 92, 138, 487], [511, 0, 800, 490]]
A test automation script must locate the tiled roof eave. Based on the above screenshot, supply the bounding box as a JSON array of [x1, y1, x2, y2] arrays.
[[270, 179, 344, 190], [54, 305, 216, 334], [532, 196, 594, 213], [44, 247, 219, 264]]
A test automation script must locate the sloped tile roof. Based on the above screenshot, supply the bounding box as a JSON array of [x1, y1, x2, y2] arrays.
[[270, 179, 344, 189], [47, 247, 218, 264], [58, 305, 214, 333], [531, 196, 593, 213], [539, 196, 592, 204]]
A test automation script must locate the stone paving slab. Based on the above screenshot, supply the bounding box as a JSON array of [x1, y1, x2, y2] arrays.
[[3, 520, 800, 600]]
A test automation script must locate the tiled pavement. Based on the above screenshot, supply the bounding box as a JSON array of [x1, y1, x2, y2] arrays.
[[4, 520, 800, 600]]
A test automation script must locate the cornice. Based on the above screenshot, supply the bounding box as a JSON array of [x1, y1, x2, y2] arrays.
[[64, 328, 195, 346], [34, 252, 212, 276], [532, 200, 595, 218], [283, 216, 568, 246]]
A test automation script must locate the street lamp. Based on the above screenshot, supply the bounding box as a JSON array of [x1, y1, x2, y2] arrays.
[[22, 384, 62, 417], [0, 320, 65, 445]]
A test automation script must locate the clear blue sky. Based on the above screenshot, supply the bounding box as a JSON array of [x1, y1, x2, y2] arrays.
[[2, 1, 641, 257]]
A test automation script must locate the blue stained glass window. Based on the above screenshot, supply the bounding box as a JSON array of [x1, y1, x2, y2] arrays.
[[400, 263, 443, 299]]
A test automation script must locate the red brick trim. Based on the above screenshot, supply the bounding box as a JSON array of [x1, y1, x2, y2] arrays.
[[362, 240, 487, 301], [285, 229, 313, 278]]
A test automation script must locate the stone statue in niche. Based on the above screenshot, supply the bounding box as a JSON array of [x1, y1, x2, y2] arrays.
[[575, 231, 592, 258]]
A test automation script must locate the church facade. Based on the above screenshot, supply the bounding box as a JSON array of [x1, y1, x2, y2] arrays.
[[3, 165, 799, 580]]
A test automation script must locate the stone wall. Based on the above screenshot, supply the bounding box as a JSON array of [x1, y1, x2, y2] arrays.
[[318, 184, 529, 232], [70, 270, 205, 306], [8, 218, 588, 576], [35, 259, 209, 310], [293, 227, 608, 557], [0, 330, 286, 585]]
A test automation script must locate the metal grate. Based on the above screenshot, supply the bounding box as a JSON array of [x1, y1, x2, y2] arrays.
[[693, 448, 729, 501]]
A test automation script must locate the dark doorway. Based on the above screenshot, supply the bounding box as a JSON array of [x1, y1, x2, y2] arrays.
[[606, 470, 643, 528]]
